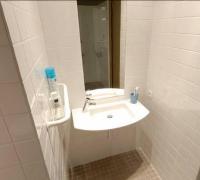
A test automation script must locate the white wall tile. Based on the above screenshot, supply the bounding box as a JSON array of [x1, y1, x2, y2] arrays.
[[13, 43, 29, 79], [127, 1, 153, 7], [174, 18, 200, 35], [127, 6, 152, 20], [23, 77, 36, 107], [153, 1, 175, 19], [174, 1, 200, 18], [172, 34, 200, 52], [1, 1, 53, 180], [23, 38, 43, 69], [38, 2, 85, 109], [1, 2, 21, 43], [152, 19, 174, 34], [124, 2, 152, 100], [126, 19, 152, 35], [14, 7, 34, 41], [137, 1, 200, 180]]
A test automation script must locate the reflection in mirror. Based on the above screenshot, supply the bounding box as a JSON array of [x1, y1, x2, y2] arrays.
[[77, 0, 124, 91]]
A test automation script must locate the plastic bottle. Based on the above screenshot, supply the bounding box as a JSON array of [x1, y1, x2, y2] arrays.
[[45, 67, 64, 119]]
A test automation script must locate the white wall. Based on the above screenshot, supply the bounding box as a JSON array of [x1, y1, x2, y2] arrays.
[[38, 1, 85, 109], [122, 0, 154, 170], [137, 1, 200, 180], [69, 1, 153, 167], [124, 1, 153, 98], [38, 1, 142, 167], [38, 0, 88, 169], [0, 0, 154, 177], [0, 2, 50, 180], [3, 1, 200, 180], [1, 1, 68, 180]]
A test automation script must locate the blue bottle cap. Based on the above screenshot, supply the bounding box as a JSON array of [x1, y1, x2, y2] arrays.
[[45, 67, 56, 79]]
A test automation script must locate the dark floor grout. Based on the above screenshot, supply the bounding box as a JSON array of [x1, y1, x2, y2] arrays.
[[69, 150, 161, 180]]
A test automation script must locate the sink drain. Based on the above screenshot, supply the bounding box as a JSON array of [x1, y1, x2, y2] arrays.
[[107, 115, 113, 118]]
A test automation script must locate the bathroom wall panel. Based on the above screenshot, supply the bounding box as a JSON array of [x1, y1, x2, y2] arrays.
[[38, 1, 86, 169], [0, 3, 49, 180], [39, 1, 113, 167], [124, 1, 153, 99], [126, 1, 153, 7], [1, 1, 67, 180], [38, 1, 85, 109], [119, 1, 153, 168], [38, 0, 154, 167], [137, 1, 200, 180]]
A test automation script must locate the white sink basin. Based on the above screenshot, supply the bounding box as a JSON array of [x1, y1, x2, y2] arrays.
[[72, 100, 149, 131]]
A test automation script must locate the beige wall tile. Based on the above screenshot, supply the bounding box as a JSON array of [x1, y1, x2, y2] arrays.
[[0, 83, 28, 115], [4, 113, 36, 141], [0, 117, 11, 145], [1, 3, 21, 43], [0, 144, 19, 169], [14, 139, 43, 163], [23, 162, 49, 180], [0, 47, 20, 83], [0, 165, 26, 180], [137, 1, 200, 180]]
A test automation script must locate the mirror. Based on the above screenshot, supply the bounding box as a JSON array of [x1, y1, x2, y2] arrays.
[[77, 0, 125, 91]]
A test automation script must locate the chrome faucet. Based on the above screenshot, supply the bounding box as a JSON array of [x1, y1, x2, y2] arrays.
[[83, 97, 96, 112]]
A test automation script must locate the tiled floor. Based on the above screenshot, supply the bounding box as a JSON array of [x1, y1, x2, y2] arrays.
[[70, 150, 161, 180]]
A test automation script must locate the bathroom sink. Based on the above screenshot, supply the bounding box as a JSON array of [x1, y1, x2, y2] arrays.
[[72, 100, 149, 131]]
